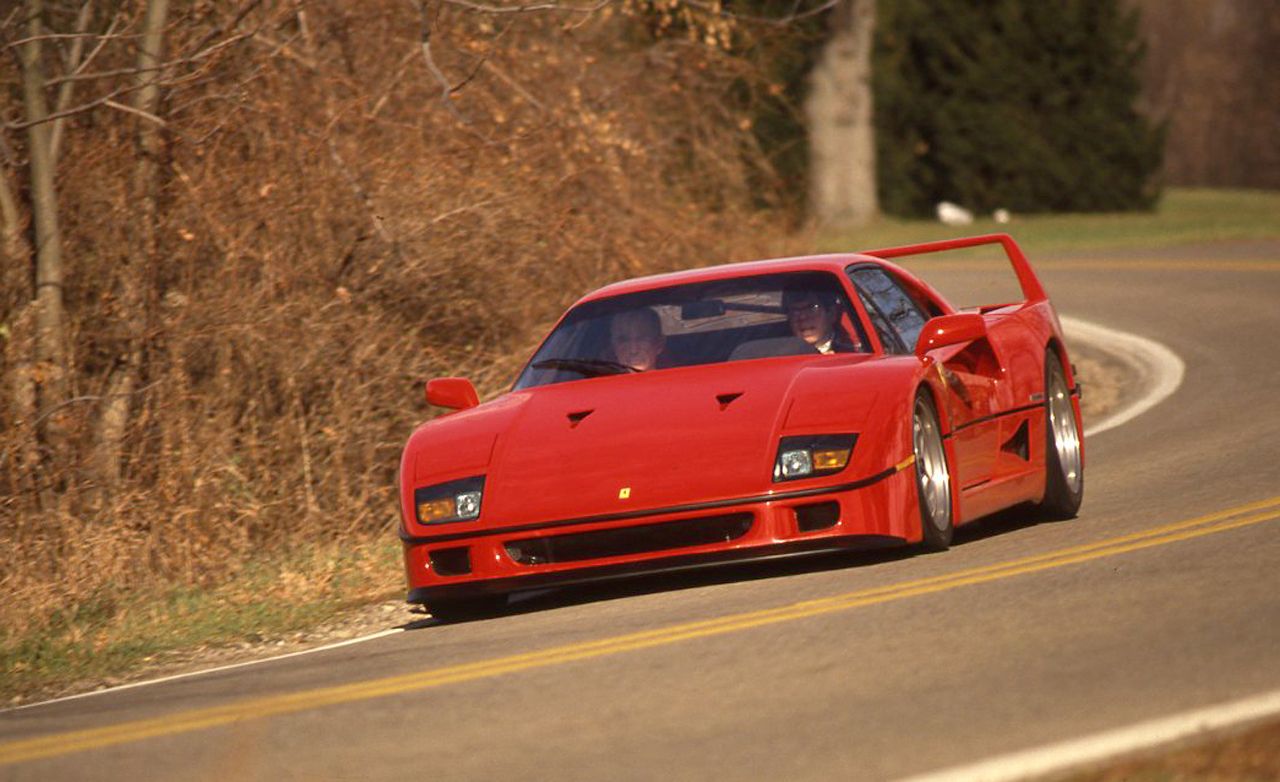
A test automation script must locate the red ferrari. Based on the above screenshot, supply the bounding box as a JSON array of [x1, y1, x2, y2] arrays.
[[398, 234, 1083, 619]]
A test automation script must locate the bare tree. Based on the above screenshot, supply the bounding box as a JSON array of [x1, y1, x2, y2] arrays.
[[805, 0, 878, 226], [2, 0, 233, 508], [92, 0, 170, 499], [15, 0, 72, 501]]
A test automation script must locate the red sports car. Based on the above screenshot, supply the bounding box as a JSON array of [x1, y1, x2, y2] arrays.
[[398, 234, 1084, 619]]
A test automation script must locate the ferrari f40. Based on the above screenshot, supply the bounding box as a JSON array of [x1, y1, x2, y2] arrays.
[[398, 234, 1084, 619]]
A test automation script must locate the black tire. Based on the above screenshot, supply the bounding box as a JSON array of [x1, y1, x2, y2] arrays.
[[912, 389, 954, 551], [426, 593, 508, 622], [1038, 350, 1084, 519]]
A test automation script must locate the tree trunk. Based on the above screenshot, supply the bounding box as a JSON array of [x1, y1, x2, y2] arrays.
[[93, 0, 170, 498], [19, 0, 71, 495], [805, 0, 879, 226]]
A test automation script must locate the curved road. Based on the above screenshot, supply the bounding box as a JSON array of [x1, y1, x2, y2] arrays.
[[3, 244, 1279, 781]]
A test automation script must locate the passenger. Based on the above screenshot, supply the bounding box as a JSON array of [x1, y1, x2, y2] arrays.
[[610, 308, 666, 371], [783, 288, 842, 355]]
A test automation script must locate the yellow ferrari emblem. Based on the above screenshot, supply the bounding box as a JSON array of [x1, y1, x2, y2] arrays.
[[618, 487, 631, 499]]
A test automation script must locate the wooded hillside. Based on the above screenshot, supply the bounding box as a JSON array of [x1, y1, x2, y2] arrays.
[[0, 1, 798, 646]]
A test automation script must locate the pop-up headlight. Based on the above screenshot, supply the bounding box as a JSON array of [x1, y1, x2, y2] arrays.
[[773, 434, 857, 482], [414, 476, 485, 524]]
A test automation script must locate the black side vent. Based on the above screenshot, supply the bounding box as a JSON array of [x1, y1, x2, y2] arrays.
[[1001, 420, 1030, 461], [567, 409, 593, 427], [429, 547, 472, 576]]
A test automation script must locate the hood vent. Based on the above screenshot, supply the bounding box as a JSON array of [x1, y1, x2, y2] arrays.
[[566, 409, 594, 427], [716, 392, 743, 411]]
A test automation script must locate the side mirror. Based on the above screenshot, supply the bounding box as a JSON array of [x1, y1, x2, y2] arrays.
[[914, 313, 987, 358], [426, 377, 479, 410]]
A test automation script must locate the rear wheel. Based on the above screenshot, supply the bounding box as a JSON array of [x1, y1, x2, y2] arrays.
[[913, 389, 954, 551], [1038, 350, 1084, 519]]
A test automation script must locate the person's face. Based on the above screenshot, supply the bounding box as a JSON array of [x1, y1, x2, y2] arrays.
[[787, 296, 838, 345], [611, 313, 665, 371]]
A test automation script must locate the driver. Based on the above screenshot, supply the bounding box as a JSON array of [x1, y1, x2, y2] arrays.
[[610, 308, 666, 371]]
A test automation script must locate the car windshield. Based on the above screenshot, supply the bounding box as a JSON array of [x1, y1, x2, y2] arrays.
[[513, 271, 870, 390]]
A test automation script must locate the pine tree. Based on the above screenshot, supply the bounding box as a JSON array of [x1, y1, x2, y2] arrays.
[[874, 0, 1164, 216]]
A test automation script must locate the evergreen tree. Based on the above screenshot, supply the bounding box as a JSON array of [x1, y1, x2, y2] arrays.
[[874, 0, 1164, 216]]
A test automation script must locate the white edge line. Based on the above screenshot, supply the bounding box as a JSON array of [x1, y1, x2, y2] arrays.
[[8, 317, 1183, 715], [8, 628, 405, 713], [1061, 315, 1186, 438], [897, 688, 1280, 782]]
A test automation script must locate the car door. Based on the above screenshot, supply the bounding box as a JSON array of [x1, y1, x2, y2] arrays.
[[846, 266, 1001, 490]]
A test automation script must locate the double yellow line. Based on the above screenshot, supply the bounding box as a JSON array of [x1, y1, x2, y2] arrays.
[[4, 495, 1279, 767]]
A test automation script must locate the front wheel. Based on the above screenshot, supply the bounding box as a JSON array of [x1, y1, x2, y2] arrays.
[[913, 389, 954, 551], [1037, 350, 1084, 519]]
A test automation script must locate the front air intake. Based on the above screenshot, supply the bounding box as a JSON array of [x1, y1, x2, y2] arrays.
[[429, 547, 472, 576], [795, 501, 840, 532], [505, 513, 753, 565]]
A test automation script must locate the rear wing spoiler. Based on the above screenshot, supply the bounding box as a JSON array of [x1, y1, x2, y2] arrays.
[[861, 233, 1048, 303]]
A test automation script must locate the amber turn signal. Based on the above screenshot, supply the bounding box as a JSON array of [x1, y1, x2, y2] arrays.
[[812, 449, 851, 471]]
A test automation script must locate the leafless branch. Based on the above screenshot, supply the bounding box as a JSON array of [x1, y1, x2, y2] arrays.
[[412, 1, 473, 125], [189, 0, 266, 56], [483, 60, 547, 113], [5, 83, 133, 130], [368, 47, 419, 118], [3, 31, 140, 47], [51, 1, 109, 165], [31, 381, 163, 428], [681, 0, 840, 26], [436, 0, 611, 14], [43, 28, 255, 87], [103, 98, 166, 126]]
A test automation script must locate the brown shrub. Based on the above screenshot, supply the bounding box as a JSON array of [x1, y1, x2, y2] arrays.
[[0, 1, 804, 641]]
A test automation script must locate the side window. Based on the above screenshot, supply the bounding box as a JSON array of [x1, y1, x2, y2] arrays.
[[855, 289, 904, 354], [847, 267, 931, 354]]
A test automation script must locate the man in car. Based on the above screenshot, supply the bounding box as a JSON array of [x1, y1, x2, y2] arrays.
[[610, 307, 667, 371], [728, 286, 859, 361], [783, 288, 843, 355]]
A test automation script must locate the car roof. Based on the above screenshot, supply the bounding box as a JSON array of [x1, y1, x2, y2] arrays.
[[578, 253, 883, 304]]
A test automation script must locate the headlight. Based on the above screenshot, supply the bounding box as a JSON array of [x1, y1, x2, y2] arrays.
[[414, 476, 485, 524], [773, 434, 857, 482]]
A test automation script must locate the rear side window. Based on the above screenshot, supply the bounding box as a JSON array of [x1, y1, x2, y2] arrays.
[[847, 267, 931, 354]]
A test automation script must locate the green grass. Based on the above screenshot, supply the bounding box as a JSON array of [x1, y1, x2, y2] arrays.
[[1, 538, 403, 702], [819, 188, 1280, 257]]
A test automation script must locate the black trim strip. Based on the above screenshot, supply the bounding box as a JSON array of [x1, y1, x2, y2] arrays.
[[949, 401, 1046, 436], [400, 466, 900, 546]]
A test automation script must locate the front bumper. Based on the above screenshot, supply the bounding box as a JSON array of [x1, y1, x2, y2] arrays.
[[401, 463, 918, 603]]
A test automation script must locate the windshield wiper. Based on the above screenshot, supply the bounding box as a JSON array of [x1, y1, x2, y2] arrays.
[[532, 358, 638, 377]]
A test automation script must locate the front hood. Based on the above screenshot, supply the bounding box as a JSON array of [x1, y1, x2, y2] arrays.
[[460, 355, 878, 526]]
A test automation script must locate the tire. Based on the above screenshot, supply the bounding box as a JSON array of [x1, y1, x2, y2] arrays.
[[426, 593, 508, 623], [912, 389, 954, 551], [1038, 350, 1084, 519]]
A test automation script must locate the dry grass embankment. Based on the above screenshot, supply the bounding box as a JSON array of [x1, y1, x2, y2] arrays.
[[1, 2, 805, 700]]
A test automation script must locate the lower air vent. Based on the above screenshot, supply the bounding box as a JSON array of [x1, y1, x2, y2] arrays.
[[1001, 420, 1030, 461], [795, 501, 841, 532], [505, 513, 753, 566], [429, 547, 472, 576]]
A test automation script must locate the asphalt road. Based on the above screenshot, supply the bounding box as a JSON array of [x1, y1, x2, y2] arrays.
[[3, 244, 1279, 781]]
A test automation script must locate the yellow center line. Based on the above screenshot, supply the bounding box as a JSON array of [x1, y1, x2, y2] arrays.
[[3, 495, 1279, 767]]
